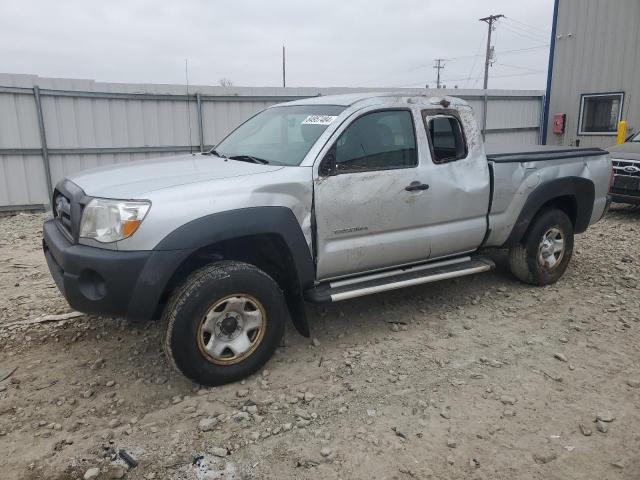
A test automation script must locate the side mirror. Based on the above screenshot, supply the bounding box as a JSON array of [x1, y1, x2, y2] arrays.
[[319, 145, 337, 176]]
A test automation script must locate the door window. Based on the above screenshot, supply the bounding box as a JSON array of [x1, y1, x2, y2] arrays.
[[426, 115, 467, 163], [334, 110, 417, 173]]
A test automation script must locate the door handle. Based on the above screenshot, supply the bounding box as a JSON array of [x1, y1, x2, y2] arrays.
[[405, 181, 430, 192]]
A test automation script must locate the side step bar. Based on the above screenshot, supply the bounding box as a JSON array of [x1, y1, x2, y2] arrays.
[[305, 256, 495, 304]]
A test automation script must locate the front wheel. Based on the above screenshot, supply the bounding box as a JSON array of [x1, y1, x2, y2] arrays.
[[508, 209, 574, 286], [162, 261, 286, 386]]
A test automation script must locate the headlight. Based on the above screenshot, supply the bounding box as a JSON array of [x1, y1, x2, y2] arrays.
[[80, 198, 151, 243]]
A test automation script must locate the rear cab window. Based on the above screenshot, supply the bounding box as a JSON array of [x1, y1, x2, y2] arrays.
[[334, 109, 417, 173], [423, 112, 468, 164]]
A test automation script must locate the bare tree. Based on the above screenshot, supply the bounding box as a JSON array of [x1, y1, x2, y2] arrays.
[[218, 78, 233, 87]]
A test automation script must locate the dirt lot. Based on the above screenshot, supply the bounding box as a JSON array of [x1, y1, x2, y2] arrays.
[[1, 208, 639, 480]]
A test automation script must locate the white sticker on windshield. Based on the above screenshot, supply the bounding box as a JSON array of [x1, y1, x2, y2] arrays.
[[302, 115, 337, 126]]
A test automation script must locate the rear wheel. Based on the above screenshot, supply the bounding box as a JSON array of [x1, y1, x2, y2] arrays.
[[162, 261, 285, 386], [508, 209, 574, 286]]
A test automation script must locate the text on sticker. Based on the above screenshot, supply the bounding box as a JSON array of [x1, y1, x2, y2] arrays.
[[302, 115, 337, 126]]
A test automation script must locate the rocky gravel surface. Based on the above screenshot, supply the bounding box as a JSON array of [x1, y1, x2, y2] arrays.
[[1, 208, 639, 480]]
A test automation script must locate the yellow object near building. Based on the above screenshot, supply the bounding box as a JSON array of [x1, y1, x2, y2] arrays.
[[617, 121, 628, 144]]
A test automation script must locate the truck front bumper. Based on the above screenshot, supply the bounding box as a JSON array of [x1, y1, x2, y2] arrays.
[[42, 219, 189, 321], [610, 192, 640, 205]]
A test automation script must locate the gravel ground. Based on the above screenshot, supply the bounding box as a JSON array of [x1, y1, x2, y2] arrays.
[[0, 208, 639, 480]]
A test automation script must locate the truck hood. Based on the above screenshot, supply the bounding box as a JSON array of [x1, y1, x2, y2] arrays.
[[607, 142, 640, 161], [68, 153, 284, 198]]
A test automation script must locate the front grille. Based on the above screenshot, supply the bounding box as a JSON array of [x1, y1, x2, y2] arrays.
[[51, 179, 89, 243], [53, 191, 73, 239], [612, 158, 640, 195], [612, 158, 640, 178]]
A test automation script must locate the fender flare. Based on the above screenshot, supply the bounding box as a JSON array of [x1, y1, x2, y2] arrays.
[[503, 176, 595, 247], [155, 207, 314, 337]]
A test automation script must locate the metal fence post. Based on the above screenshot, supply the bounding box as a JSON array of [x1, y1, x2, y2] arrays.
[[33, 85, 53, 204], [196, 93, 205, 152], [538, 94, 546, 144], [482, 93, 489, 142]]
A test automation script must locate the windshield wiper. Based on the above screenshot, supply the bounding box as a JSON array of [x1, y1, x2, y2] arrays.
[[205, 149, 226, 158], [227, 155, 269, 165]]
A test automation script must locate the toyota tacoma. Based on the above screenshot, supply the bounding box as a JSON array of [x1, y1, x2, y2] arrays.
[[43, 93, 612, 385]]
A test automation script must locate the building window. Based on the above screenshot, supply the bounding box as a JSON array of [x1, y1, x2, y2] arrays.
[[578, 92, 624, 135]]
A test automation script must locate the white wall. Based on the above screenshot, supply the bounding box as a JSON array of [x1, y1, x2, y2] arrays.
[[0, 73, 543, 209]]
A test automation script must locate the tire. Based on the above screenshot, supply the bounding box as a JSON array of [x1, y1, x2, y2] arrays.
[[508, 209, 574, 286], [162, 260, 286, 386]]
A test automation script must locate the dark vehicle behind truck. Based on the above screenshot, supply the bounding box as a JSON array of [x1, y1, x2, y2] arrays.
[[609, 131, 640, 205]]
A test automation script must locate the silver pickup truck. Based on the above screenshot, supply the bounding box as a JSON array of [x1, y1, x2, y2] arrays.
[[42, 93, 611, 385]]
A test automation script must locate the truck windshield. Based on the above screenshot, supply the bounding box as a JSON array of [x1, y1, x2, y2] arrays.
[[212, 105, 345, 166], [630, 131, 640, 142]]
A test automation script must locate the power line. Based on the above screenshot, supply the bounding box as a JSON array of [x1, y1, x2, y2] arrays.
[[505, 16, 551, 35], [497, 44, 550, 55], [502, 25, 548, 43], [463, 30, 487, 88], [441, 70, 547, 84], [397, 44, 549, 74], [437, 44, 548, 63], [387, 69, 548, 89], [379, 44, 550, 88], [495, 61, 547, 73], [502, 20, 549, 40], [464, 70, 547, 81], [391, 69, 547, 88], [500, 22, 549, 43]]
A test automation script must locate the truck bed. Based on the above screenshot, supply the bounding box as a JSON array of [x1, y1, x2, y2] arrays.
[[484, 144, 611, 249], [486, 145, 607, 163]]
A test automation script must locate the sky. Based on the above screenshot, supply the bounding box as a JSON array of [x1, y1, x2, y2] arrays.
[[0, 0, 555, 90]]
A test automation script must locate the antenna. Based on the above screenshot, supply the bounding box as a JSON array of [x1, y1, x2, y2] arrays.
[[185, 59, 194, 154], [282, 44, 286, 88]]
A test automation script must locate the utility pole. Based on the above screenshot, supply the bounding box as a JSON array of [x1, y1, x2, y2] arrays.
[[433, 59, 445, 89], [479, 14, 503, 140], [479, 14, 504, 89], [282, 44, 286, 88]]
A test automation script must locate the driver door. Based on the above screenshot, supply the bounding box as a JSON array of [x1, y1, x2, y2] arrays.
[[314, 108, 432, 280]]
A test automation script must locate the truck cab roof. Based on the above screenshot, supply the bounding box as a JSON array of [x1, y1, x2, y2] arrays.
[[277, 92, 471, 109]]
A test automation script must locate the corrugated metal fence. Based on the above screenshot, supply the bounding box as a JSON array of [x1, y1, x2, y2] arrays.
[[0, 73, 544, 211]]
